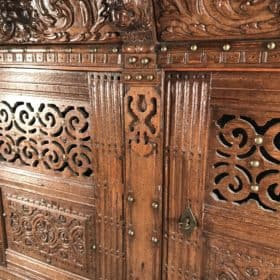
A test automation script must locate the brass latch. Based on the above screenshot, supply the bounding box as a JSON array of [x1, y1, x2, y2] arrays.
[[179, 207, 197, 235]]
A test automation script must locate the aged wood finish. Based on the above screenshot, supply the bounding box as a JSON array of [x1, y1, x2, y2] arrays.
[[0, 1, 280, 280]]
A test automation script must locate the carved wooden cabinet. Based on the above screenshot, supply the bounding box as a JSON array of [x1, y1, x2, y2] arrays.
[[1, 1, 280, 280]]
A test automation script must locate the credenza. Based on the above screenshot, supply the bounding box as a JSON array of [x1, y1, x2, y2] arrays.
[[0, 1, 280, 279]]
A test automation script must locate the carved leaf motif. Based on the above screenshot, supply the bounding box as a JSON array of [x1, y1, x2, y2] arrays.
[[158, 0, 280, 40], [0, 0, 120, 43]]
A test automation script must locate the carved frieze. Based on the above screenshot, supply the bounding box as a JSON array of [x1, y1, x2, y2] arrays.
[[0, 0, 155, 44], [157, 0, 280, 41]]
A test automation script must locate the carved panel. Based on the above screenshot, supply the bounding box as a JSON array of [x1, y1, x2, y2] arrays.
[[125, 87, 160, 157], [157, 0, 280, 41], [163, 73, 210, 279], [0, 0, 120, 43], [0, 0, 156, 44], [0, 98, 93, 180], [3, 190, 95, 278], [205, 236, 280, 279]]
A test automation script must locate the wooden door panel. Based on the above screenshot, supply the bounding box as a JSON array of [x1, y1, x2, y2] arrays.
[[0, 69, 125, 280], [163, 73, 211, 279], [203, 72, 280, 278]]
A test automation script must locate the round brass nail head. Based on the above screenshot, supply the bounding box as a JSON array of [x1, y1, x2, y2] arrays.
[[267, 42, 276, 50], [250, 160, 260, 168], [112, 47, 119, 53], [254, 135, 263, 145], [152, 201, 159, 209], [124, 75, 132, 81], [161, 46, 167, 52], [128, 57, 137, 64], [251, 185, 260, 193], [190, 44, 198, 52], [135, 75, 143, 81], [141, 58, 150, 65], [146, 75, 154, 81], [127, 195, 135, 203], [128, 229, 135, 237], [223, 44, 231, 51], [151, 236, 159, 243]]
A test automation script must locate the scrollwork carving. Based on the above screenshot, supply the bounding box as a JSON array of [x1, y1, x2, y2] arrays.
[[0, 0, 120, 43], [0, 100, 93, 179], [157, 0, 280, 41], [210, 114, 280, 211]]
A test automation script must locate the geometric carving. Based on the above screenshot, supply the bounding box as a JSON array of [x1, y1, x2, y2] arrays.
[[0, 100, 93, 179], [211, 114, 280, 211], [5, 193, 94, 277], [157, 0, 280, 41], [125, 87, 160, 157]]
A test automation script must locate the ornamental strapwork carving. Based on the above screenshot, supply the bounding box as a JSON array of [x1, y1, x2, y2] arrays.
[[157, 0, 280, 41], [0, 99, 93, 179], [4, 192, 94, 277], [125, 87, 160, 157], [210, 113, 280, 211]]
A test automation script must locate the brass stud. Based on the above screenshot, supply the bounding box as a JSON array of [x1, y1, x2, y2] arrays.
[[135, 75, 143, 81], [128, 56, 137, 64], [151, 236, 159, 244], [91, 48, 98, 53], [127, 195, 135, 203], [250, 160, 260, 168], [124, 74, 132, 81], [251, 184, 260, 193], [146, 75, 154, 81], [2, 213, 6, 217], [141, 57, 150, 65], [254, 135, 263, 145], [128, 229, 135, 237], [190, 44, 198, 52], [112, 47, 119, 53], [151, 201, 159, 209], [160, 46, 167, 52], [223, 43, 231, 51], [267, 42, 276, 50], [92, 244, 97, 250]]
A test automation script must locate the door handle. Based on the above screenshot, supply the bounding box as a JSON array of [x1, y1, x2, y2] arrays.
[[179, 207, 197, 235]]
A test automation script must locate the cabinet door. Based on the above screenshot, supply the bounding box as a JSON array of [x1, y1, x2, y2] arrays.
[[204, 72, 280, 279], [163, 72, 280, 279]]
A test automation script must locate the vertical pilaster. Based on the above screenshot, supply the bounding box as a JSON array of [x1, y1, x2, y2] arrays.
[[122, 44, 163, 279]]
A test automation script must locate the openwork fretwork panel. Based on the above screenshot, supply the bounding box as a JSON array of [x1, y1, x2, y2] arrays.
[[210, 113, 280, 211], [0, 100, 93, 179]]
